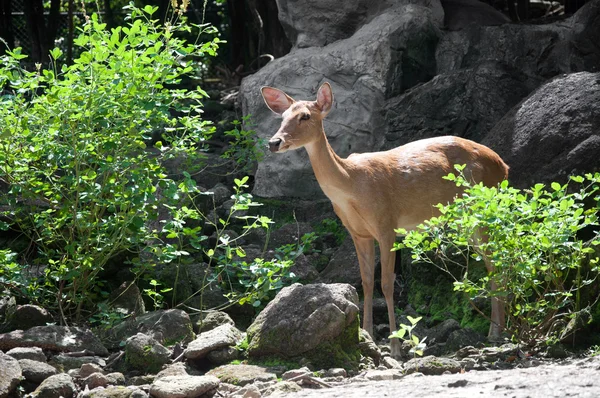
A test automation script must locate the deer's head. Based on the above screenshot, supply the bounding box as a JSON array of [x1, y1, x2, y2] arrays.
[[261, 82, 334, 153]]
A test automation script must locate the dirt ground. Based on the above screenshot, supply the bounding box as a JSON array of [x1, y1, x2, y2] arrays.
[[279, 357, 600, 397]]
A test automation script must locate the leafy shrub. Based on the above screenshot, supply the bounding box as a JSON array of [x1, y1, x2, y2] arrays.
[[0, 4, 228, 320], [395, 167, 600, 346]]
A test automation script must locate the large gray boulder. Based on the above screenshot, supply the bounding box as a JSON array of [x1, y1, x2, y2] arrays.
[[0, 326, 108, 356], [184, 323, 243, 360], [384, 61, 539, 148], [102, 309, 194, 350], [437, 1, 600, 78], [0, 352, 21, 398], [124, 333, 171, 374], [246, 283, 361, 369], [276, 0, 443, 49], [242, 2, 442, 198], [483, 71, 600, 188], [29, 373, 76, 398]]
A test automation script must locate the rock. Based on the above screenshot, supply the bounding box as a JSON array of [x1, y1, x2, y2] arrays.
[[384, 61, 539, 148], [83, 372, 110, 389], [104, 309, 194, 350], [230, 384, 261, 398], [282, 367, 311, 380], [381, 356, 403, 369], [208, 364, 277, 386], [322, 368, 347, 378], [79, 363, 105, 378], [124, 333, 171, 374], [18, 359, 58, 383], [403, 355, 462, 375], [268, 223, 313, 249], [149, 375, 220, 398], [9, 305, 53, 330], [85, 385, 140, 397], [156, 363, 191, 378], [0, 296, 17, 328], [184, 323, 243, 360], [192, 310, 235, 334], [570, 0, 600, 72], [427, 319, 461, 344], [441, 0, 509, 31], [153, 264, 228, 314], [0, 326, 108, 355], [483, 71, 600, 189], [261, 380, 302, 397], [29, 373, 75, 398], [0, 352, 21, 398], [6, 346, 47, 362], [363, 369, 404, 380], [108, 282, 145, 317], [105, 372, 126, 386], [206, 347, 239, 365], [246, 283, 361, 369], [49, 354, 106, 371], [243, 2, 442, 198], [289, 253, 320, 283], [445, 328, 485, 353], [358, 328, 381, 362], [317, 236, 364, 287]]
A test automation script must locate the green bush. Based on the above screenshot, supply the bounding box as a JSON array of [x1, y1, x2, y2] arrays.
[[0, 4, 282, 321], [395, 167, 600, 346]]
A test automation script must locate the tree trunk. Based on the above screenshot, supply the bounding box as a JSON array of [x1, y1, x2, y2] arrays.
[[23, 0, 62, 64], [0, 0, 14, 52]]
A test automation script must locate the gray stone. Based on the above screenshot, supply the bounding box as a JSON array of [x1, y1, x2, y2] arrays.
[[6, 346, 47, 362], [83, 372, 110, 389], [206, 347, 239, 365], [441, 0, 509, 31], [9, 305, 53, 330], [105, 372, 126, 386], [104, 309, 194, 350], [445, 328, 485, 353], [29, 373, 75, 398], [322, 368, 347, 378], [208, 364, 277, 386], [18, 358, 58, 383], [108, 282, 145, 317], [85, 386, 138, 397], [124, 333, 171, 374], [363, 369, 404, 380], [384, 61, 539, 148], [230, 384, 261, 398], [193, 310, 235, 334], [282, 367, 311, 380], [381, 356, 403, 369], [184, 323, 243, 360], [79, 363, 104, 378], [358, 328, 381, 362], [403, 355, 462, 375], [317, 236, 364, 288], [246, 283, 359, 361], [49, 354, 106, 371], [149, 375, 220, 398], [483, 71, 600, 189], [0, 352, 21, 398], [427, 319, 461, 344], [0, 326, 108, 355], [242, 2, 442, 198], [268, 223, 313, 250]]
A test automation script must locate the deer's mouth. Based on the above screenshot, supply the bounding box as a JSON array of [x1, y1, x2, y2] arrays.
[[268, 138, 290, 153]]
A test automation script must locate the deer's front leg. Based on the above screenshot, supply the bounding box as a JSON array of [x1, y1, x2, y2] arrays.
[[352, 235, 376, 338]]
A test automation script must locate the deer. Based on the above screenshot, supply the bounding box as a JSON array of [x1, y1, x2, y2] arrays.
[[260, 82, 509, 357]]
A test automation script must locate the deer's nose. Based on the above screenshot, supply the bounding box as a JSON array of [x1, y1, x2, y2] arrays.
[[268, 138, 282, 153]]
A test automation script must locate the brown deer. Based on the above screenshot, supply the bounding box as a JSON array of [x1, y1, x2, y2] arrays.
[[261, 82, 509, 356]]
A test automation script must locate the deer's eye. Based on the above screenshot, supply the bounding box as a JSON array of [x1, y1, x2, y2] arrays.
[[300, 113, 310, 121]]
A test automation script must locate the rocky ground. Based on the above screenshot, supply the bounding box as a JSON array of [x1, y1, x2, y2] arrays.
[[278, 356, 600, 398]]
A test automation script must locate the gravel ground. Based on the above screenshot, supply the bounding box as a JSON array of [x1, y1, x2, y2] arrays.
[[279, 357, 600, 398]]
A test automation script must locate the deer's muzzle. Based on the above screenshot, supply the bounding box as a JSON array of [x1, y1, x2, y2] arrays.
[[268, 138, 283, 153]]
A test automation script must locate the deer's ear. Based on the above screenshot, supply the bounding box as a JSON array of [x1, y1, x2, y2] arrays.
[[261, 87, 295, 115], [316, 82, 334, 117]]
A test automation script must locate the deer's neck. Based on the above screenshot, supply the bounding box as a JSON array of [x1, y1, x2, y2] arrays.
[[304, 129, 351, 201]]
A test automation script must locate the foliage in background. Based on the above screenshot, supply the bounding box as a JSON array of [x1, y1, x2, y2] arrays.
[[0, 3, 279, 323], [395, 167, 600, 346]]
